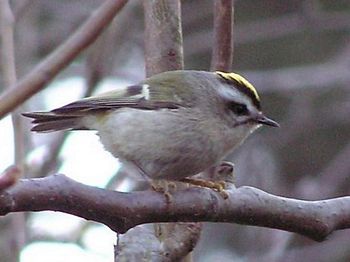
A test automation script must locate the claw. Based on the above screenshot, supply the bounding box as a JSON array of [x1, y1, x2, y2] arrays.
[[180, 178, 229, 199], [151, 181, 175, 203]]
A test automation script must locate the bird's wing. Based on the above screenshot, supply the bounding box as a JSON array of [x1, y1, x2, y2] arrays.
[[49, 83, 185, 115], [22, 84, 184, 132], [23, 71, 195, 132]]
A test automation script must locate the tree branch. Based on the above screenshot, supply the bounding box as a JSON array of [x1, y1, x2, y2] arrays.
[[0, 172, 349, 242], [116, 223, 201, 261], [0, 1, 27, 260], [142, 0, 198, 261], [210, 0, 234, 72], [0, 0, 128, 119], [143, 0, 184, 76], [141, 1, 196, 260], [187, 10, 350, 54]]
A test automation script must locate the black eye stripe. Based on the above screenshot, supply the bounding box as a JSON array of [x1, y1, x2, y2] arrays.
[[227, 102, 249, 115]]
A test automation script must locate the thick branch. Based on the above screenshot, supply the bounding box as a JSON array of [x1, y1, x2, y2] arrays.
[[143, 0, 184, 76], [0, 0, 127, 119], [0, 174, 349, 242], [141, 1, 192, 260], [116, 223, 201, 261]]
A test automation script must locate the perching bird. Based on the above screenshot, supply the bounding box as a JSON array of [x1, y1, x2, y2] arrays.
[[23, 70, 278, 187]]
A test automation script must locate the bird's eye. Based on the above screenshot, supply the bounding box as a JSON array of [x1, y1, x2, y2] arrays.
[[228, 102, 248, 115]]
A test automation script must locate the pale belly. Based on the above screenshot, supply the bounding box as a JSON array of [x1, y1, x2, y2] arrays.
[[84, 108, 252, 180]]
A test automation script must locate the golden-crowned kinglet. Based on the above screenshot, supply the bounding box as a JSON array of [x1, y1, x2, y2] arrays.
[[23, 70, 278, 181]]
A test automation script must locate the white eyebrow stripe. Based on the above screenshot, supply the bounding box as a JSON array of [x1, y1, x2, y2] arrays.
[[218, 85, 241, 101], [218, 85, 256, 112]]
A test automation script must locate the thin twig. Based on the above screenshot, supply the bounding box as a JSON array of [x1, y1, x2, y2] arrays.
[[0, 0, 128, 119], [0, 1, 26, 260], [187, 10, 350, 55], [0, 166, 21, 191]]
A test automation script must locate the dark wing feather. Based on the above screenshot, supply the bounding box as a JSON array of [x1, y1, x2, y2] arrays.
[[51, 84, 183, 114], [23, 83, 185, 132], [22, 112, 84, 132]]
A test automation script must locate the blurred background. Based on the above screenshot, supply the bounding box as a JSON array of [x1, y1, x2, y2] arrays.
[[0, 0, 349, 261]]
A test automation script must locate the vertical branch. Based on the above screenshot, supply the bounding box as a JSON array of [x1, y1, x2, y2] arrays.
[[210, 0, 234, 72], [0, 0, 26, 260], [0, 0, 17, 87], [0, 1, 26, 166], [116, 1, 201, 261], [143, 0, 184, 76]]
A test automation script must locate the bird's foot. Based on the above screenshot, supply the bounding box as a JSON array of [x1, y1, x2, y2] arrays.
[[151, 180, 177, 203], [180, 178, 229, 199]]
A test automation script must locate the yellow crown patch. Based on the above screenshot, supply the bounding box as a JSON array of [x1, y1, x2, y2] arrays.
[[215, 71, 260, 102]]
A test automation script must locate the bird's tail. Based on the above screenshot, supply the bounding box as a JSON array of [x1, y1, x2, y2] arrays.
[[22, 112, 87, 132]]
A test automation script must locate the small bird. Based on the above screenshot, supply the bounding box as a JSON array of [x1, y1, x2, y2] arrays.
[[23, 70, 278, 188]]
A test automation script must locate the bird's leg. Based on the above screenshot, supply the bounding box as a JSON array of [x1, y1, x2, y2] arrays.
[[180, 177, 228, 199], [126, 161, 175, 202], [181, 161, 235, 199], [151, 180, 177, 203]]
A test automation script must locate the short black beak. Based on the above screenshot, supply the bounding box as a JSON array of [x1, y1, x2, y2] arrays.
[[256, 114, 279, 127]]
